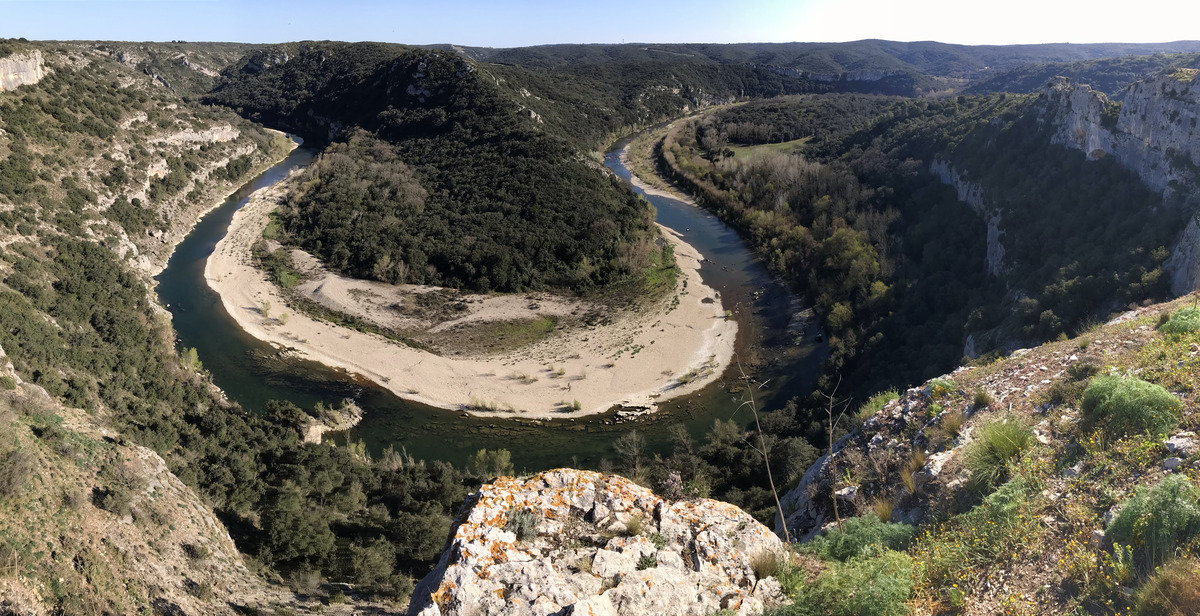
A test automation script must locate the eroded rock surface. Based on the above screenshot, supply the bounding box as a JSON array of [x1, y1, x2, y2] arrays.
[[409, 469, 785, 616]]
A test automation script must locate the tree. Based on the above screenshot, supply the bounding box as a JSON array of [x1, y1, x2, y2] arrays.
[[613, 430, 646, 477]]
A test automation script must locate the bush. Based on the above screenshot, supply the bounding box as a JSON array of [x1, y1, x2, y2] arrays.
[[767, 550, 913, 616], [1159, 307, 1200, 335], [806, 515, 916, 562], [505, 507, 539, 542], [1082, 374, 1180, 438], [972, 389, 994, 408], [963, 416, 1032, 491], [0, 447, 35, 498], [1134, 557, 1200, 616], [1107, 475, 1200, 571]]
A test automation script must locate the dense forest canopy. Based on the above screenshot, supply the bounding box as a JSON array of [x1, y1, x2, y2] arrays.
[[660, 92, 1178, 395]]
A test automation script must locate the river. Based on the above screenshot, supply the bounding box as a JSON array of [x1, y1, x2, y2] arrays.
[[155, 138, 824, 471]]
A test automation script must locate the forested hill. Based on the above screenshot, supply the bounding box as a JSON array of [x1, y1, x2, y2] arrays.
[[207, 42, 669, 292], [437, 39, 1200, 80]]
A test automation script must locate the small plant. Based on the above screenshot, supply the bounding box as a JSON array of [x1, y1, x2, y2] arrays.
[[940, 411, 965, 439], [504, 507, 539, 542], [900, 449, 927, 495], [1159, 306, 1200, 335], [963, 416, 1032, 491], [1107, 475, 1200, 571], [871, 497, 894, 523], [928, 378, 956, 400], [972, 389, 994, 408], [636, 554, 657, 570], [625, 513, 644, 536], [571, 399, 582, 411], [1082, 374, 1181, 438], [1133, 556, 1200, 616], [650, 532, 668, 550], [750, 550, 781, 579], [0, 376, 15, 390]]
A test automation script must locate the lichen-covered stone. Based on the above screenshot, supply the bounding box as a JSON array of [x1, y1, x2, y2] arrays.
[[408, 469, 785, 616]]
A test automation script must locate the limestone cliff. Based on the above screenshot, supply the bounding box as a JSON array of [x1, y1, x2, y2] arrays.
[[1042, 72, 1200, 196], [929, 159, 1007, 277], [0, 50, 45, 91], [408, 469, 785, 616], [1041, 72, 1200, 295]]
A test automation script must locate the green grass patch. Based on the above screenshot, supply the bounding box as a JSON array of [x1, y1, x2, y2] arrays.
[[728, 137, 812, 161], [854, 389, 899, 425]]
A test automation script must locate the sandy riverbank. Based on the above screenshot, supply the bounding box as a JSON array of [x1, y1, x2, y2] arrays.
[[204, 171, 737, 419]]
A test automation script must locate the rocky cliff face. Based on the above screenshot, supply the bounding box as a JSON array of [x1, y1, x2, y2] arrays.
[[409, 469, 785, 616], [1042, 72, 1200, 294], [1042, 72, 1200, 196], [930, 159, 1007, 277], [0, 50, 45, 91]]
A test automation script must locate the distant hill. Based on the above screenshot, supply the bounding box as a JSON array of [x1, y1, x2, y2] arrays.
[[431, 39, 1200, 81]]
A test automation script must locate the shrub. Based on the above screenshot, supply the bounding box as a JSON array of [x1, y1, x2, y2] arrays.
[[972, 389, 994, 408], [1159, 307, 1200, 335], [636, 554, 657, 570], [806, 515, 916, 562], [1067, 356, 1102, 380], [963, 416, 1032, 490], [95, 484, 134, 516], [1134, 557, 1200, 616], [1082, 374, 1180, 438], [0, 448, 35, 497], [0, 376, 15, 390], [504, 507, 539, 542], [1107, 475, 1200, 571]]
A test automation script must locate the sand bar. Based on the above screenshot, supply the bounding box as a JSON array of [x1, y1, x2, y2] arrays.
[[204, 168, 736, 419]]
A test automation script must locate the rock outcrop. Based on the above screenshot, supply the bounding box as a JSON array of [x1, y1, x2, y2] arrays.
[[930, 159, 1007, 277], [0, 49, 45, 91], [409, 469, 785, 616]]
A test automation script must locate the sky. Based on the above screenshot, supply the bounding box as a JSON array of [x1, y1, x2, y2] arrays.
[[1, 0, 1199, 47]]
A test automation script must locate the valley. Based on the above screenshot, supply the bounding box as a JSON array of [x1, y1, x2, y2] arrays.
[[2, 29, 1200, 616]]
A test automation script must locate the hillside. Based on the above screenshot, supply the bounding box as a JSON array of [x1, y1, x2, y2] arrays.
[[773, 296, 1200, 615]]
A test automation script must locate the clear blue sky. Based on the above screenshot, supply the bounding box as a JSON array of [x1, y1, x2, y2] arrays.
[[2, 0, 1198, 47]]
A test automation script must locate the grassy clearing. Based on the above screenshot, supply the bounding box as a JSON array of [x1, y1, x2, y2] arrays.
[[727, 137, 812, 161]]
